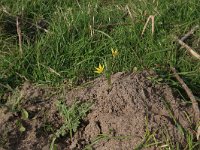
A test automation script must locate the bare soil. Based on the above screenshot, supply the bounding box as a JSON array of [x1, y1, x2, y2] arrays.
[[0, 71, 193, 150]]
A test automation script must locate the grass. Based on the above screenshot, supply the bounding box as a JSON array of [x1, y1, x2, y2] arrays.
[[0, 0, 200, 149]]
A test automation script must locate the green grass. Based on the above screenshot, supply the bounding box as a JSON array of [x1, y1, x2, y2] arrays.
[[0, 0, 200, 149]]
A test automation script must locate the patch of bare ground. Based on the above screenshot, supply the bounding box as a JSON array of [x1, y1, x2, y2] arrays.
[[0, 71, 194, 150]]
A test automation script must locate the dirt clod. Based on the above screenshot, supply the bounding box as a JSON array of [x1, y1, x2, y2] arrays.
[[0, 71, 193, 149]]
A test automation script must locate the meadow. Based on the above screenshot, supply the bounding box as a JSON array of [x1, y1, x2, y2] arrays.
[[0, 0, 200, 149]]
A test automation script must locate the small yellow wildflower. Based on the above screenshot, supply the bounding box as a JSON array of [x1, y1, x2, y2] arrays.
[[111, 48, 119, 57], [94, 64, 104, 74]]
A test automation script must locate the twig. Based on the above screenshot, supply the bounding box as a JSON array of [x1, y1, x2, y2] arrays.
[[181, 25, 199, 41], [175, 37, 200, 60], [141, 15, 155, 36], [171, 67, 200, 124], [175, 25, 200, 60], [40, 64, 61, 77], [16, 17, 23, 56], [35, 23, 49, 33], [125, 5, 134, 23]]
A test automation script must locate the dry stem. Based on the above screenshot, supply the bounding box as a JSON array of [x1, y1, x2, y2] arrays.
[[181, 25, 199, 41], [175, 37, 200, 60], [16, 17, 23, 56], [141, 15, 155, 36], [171, 67, 200, 124]]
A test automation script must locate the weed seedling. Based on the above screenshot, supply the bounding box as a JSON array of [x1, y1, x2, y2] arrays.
[[50, 100, 92, 150]]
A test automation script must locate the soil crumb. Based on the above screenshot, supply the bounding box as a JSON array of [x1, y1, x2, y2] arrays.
[[0, 71, 192, 150]]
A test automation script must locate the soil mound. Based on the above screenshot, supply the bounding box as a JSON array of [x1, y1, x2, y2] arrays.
[[0, 71, 192, 150]]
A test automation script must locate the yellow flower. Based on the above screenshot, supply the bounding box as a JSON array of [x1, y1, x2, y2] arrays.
[[111, 48, 119, 57], [94, 64, 104, 74]]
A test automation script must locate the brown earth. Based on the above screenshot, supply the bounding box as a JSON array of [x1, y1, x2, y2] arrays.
[[0, 71, 194, 150]]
